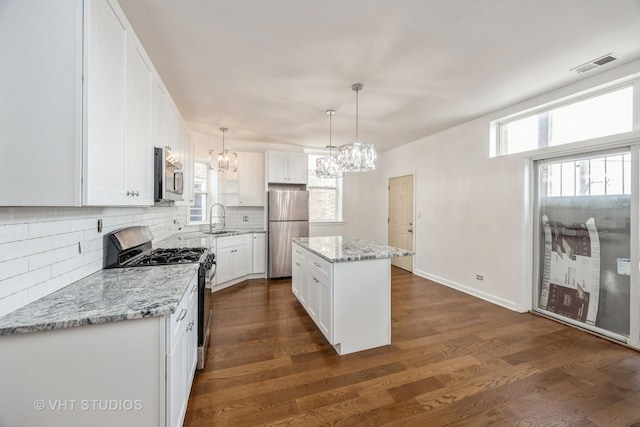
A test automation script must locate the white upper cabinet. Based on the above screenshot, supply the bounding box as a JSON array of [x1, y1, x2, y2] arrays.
[[124, 30, 154, 205], [0, 0, 188, 207], [267, 151, 308, 184], [175, 122, 192, 206], [0, 0, 83, 206], [237, 152, 265, 206], [220, 152, 265, 207], [152, 76, 167, 158], [83, 0, 128, 205]]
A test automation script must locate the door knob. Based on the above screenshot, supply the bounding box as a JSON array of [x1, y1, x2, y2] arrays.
[[408, 229, 413, 233]]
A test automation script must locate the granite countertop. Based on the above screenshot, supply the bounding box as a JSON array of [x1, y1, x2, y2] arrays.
[[157, 229, 266, 248], [0, 264, 199, 336], [292, 236, 414, 263]]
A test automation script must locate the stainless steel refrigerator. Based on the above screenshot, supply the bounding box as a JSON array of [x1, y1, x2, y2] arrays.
[[268, 190, 309, 278]]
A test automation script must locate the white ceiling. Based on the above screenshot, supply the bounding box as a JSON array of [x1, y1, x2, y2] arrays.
[[118, 0, 640, 152]]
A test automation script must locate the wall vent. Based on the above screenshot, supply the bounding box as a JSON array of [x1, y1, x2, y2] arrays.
[[571, 53, 619, 74]]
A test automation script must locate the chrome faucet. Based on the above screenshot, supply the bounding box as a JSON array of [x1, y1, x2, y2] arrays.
[[209, 203, 226, 232]]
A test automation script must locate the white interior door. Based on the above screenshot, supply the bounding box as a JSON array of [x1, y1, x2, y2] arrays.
[[389, 175, 414, 271]]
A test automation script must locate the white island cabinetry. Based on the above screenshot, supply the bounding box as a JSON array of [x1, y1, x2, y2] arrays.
[[292, 237, 412, 355]]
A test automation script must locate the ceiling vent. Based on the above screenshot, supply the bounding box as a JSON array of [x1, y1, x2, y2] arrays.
[[571, 53, 619, 74]]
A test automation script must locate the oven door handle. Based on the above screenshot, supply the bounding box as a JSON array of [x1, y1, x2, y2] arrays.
[[207, 262, 216, 282]]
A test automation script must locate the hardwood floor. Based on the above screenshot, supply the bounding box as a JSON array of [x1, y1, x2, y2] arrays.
[[185, 267, 640, 426]]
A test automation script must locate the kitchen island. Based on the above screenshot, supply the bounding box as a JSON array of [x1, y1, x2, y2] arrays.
[[291, 236, 412, 355]]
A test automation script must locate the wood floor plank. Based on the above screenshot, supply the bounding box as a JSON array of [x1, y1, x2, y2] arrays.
[[184, 267, 640, 426]]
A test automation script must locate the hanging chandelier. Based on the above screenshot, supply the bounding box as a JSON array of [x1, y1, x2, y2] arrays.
[[316, 109, 343, 178], [216, 127, 237, 172], [338, 83, 377, 172]]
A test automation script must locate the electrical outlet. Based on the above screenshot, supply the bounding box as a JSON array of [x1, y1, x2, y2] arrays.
[[476, 275, 484, 281], [97, 219, 103, 233]]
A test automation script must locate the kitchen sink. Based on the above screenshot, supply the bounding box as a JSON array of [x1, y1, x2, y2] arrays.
[[205, 230, 234, 235], [175, 231, 210, 240]]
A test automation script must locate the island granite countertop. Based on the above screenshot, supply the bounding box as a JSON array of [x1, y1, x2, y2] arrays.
[[292, 236, 413, 263], [0, 264, 199, 336]]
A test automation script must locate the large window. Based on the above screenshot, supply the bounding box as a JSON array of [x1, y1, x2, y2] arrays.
[[307, 154, 342, 221], [189, 162, 209, 222], [494, 85, 634, 156]]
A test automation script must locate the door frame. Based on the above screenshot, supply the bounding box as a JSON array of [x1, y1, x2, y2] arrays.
[[387, 172, 416, 273], [523, 140, 640, 349]]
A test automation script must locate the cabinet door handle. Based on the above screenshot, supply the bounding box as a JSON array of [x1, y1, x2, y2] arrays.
[[295, 262, 300, 267], [313, 262, 321, 268], [176, 308, 187, 322], [187, 320, 194, 331], [191, 284, 197, 293], [126, 190, 132, 196]]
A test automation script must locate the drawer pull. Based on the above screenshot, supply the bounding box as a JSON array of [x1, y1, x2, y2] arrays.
[[191, 284, 197, 293], [313, 262, 322, 268], [187, 320, 194, 331], [176, 308, 187, 322]]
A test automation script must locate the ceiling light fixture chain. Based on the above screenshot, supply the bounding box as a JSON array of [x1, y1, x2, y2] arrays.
[[353, 83, 362, 142]]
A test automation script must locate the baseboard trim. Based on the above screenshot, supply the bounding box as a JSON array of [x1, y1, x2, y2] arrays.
[[211, 273, 266, 293], [413, 269, 522, 313]]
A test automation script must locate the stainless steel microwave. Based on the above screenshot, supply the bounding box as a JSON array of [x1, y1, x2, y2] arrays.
[[154, 147, 184, 202]]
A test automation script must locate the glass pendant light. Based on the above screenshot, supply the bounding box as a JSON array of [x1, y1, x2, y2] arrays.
[[217, 127, 237, 172], [316, 109, 343, 178], [338, 83, 377, 172]]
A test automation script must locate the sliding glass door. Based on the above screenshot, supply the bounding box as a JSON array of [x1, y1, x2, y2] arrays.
[[533, 149, 632, 341]]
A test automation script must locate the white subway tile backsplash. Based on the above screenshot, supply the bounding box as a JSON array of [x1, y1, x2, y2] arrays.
[[0, 223, 29, 244], [28, 220, 71, 239], [29, 246, 75, 271], [0, 258, 29, 281], [0, 205, 187, 317], [225, 206, 265, 229], [0, 266, 51, 299], [0, 239, 37, 262], [0, 292, 28, 317]]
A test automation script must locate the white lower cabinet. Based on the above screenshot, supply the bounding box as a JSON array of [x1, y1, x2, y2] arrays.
[[291, 242, 391, 355], [252, 233, 266, 274], [318, 274, 332, 339], [212, 233, 267, 290], [292, 247, 308, 306], [295, 248, 331, 342], [214, 235, 251, 285], [166, 276, 198, 427], [0, 272, 199, 427]]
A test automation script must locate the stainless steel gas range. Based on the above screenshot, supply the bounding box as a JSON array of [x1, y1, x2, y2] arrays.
[[107, 226, 215, 370]]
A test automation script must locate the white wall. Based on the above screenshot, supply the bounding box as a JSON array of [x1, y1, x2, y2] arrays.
[[381, 119, 524, 310], [0, 206, 186, 317], [375, 59, 640, 312]]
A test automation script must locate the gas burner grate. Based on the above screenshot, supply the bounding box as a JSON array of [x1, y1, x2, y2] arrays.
[[131, 247, 208, 266]]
